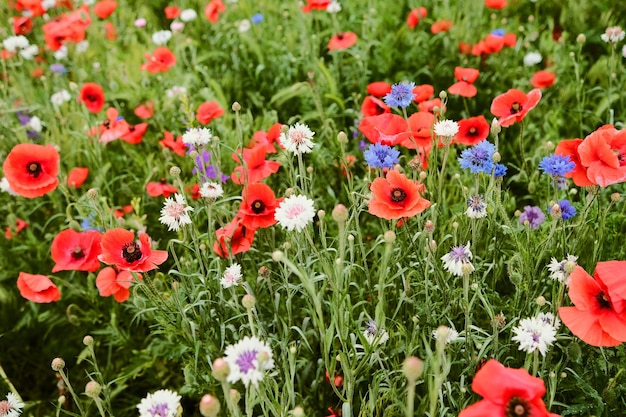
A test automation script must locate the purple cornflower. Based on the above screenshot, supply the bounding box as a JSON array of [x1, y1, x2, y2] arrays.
[[539, 154, 575, 177], [358, 140, 367, 151], [383, 82, 416, 109], [191, 149, 229, 182], [458, 140, 496, 174], [50, 63, 67, 74], [364, 143, 400, 169], [519, 206, 545, 229]]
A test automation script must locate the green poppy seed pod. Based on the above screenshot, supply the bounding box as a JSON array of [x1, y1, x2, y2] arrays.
[[332, 204, 349, 223], [211, 358, 230, 382], [51, 357, 65, 372], [85, 381, 101, 398], [199, 394, 221, 417], [337, 131, 348, 144], [83, 335, 94, 347], [402, 356, 424, 383], [232, 102, 241, 112]]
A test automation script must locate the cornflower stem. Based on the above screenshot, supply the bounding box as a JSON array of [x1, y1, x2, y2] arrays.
[[0, 362, 21, 401], [86, 344, 113, 413], [221, 381, 241, 417], [607, 46, 615, 124], [93, 397, 107, 417], [247, 307, 256, 338], [406, 380, 416, 417], [57, 369, 86, 417], [297, 152, 309, 195], [375, 237, 394, 328], [593, 200, 615, 264], [492, 323, 500, 360], [463, 271, 471, 354], [518, 122, 526, 173], [532, 350, 540, 377], [437, 144, 451, 208]]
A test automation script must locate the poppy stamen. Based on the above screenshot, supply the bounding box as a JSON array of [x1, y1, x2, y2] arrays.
[[391, 188, 407, 202], [510, 102, 522, 114], [505, 397, 530, 417], [27, 162, 42, 177], [71, 247, 85, 259], [122, 242, 143, 263], [468, 127, 477, 135], [251, 200, 266, 214], [596, 291, 611, 309]]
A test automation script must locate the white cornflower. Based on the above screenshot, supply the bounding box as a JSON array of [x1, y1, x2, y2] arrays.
[[224, 336, 275, 388], [466, 195, 488, 219], [274, 194, 316, 232], [523, 51, 542, 66], [42, 0, 56, 10], [51, 89, 72, 107], [159, 193, 193, 231], [547, 254, 578, 285], [137, 389, 182, 417], [166, 86, 187, 99], [83, 0, 96, 5], [279, 123, 315, 155], [170, 21, 184, 32], [432, 326, 459, 345], [601, 26, 625, 43], [221, 263, 243, 288], [182, 127, 212, 147], [0, 392, 24, 417], [76, 40, 89, 53], [326, 1, 342, 13], [433, 119, 459, 138], [180, 9, 197, 22], [536, 312, 561, 329], [238, 19, 251, 33], [440, 242, 474, 277], [53, 45, 68, 60], [19, 44, 38, 60], [152, 30, 172, 45], [2, 36, 29, 53], [511, 316, 557, 357], [26, 116, 42, 133], [199, 181, 224, 200], [363, 320, 389, 346], [0, 178, 16, 195]]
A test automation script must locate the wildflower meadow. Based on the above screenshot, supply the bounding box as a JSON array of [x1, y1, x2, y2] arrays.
[[2, 0, 626, 416]]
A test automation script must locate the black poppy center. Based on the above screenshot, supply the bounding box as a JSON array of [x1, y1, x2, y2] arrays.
[[468, 127, 477, 135], [71, 246, 85, 259], [27, 162, 42, 178], [505, 397, 530, 417], [337, 33, 344, 40], [251, 200, 265, 214], [391, 188, 407, 202], [510, 102, 522, 114], [597, 291, 611, 309], [122, 242, 142, 263], [86, 94, 98, 103]]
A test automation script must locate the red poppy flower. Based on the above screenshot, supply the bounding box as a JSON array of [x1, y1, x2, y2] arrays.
[[120, 123, 148, 145], [455, 116, 490, 146], [5, 218, 28, 240], [302, 0, 331, 12], [213, 217, 256, 258], [196, 101, 225, 125], [96, 267, 141, 302], [42, 5, 91, 51], [459, 360, 559, 417], [231, 145, 280, 185], [418, 98, 444, 114], [407, 7, 427, 29], [88, 107, 129, 143], [559, 263, 626, 347], [79, 82, 105, 114], [484, 34, 505, 54], [577, 125, 626, 187], [104, 21, 117, 40], [67, 167, 89, 188], [93, 0, 117, 19], [159, 131, 186, 156], [361, 96, 390, 117], [490, 88, 541, 127], [366, 81, 392, 97], [531, 70, 556, 89], [359, 113, 411, 146], [412, 84, 434, 103], [12, 16, 33, 35], [448, 67, 480, 97], [187, 183, 202, 200], [485, 0, 507, 8], [50, 229, 102, 273], [368, 169, 431, 220], [328, 32, 358, 51], [164, 5, 181, 19], [146, 180, 178, 197], [555, 138, 593, 187], [134, 102, 154, 119], [141, 47, 176, 73], [459, 42, 472, 55], [99, 228, 168, 272], [430, 20, 453, 34], [205, 0, 226, 23], [237, 183, 283, 229], [401, 111, 435, 149], [114, 205, 133, 218], [3, 143, 60, 198], [248, 125, 282, 154], [17, 272, 61, 303], [503, 33, 517, 47], [15, 0, 46, 17]]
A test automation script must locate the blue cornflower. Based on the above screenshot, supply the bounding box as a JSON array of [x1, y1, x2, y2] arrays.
[[494, 163, 508, 178], [491, 28, 506, 37], [458, 140, 496, 174], [364, 143, 400, 169], [555, 200, 576, 220], [50, 63, 67, 74], [251, 13, 264, 24], [519, 206, 545, 229], [538, 154, 575, 177], [383, 82, 416, 109]]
